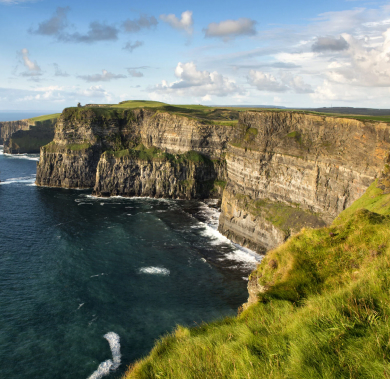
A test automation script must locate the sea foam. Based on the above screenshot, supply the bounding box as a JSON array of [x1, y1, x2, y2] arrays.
[[139, 267, 170, 275], [87, 332, 121, 379]]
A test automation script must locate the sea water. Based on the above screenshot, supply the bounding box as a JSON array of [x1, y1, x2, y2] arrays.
[[0, 146, 261, 379]]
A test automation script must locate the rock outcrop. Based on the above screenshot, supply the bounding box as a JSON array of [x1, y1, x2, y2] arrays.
[[0, 119, 31, 145], [36, 107, 390, 253], [1, 118, 57, 154]]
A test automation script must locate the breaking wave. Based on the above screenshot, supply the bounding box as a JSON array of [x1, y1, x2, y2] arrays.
[[139, 267, 170, 275], [87, 332, 121, 379]]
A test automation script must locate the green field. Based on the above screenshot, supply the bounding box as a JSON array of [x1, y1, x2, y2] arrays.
[[28, 113, 61, 123]]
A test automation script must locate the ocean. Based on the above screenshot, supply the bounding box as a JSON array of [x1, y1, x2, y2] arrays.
[[0, 146, 261, 378]]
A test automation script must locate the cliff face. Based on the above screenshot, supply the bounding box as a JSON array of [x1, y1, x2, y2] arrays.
[[218, 112, 390, 251], [1, 118, 56, 154], [36, 108, 233, 192], [140, 111, 237, 159], [36, 107, 390, 253], [93, 151, 219, 199], [0, 119, 31, 145]]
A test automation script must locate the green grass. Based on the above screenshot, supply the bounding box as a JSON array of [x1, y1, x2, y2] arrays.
[[28, 113, 61, 122], [124, 180, 390, 379], [57, 101, 390, 126]]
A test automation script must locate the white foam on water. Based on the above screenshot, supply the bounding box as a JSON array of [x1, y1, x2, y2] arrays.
[[139, 266, 170, 275], [87, 332, 121, 379], [195, 202, 262, 270], [0, 175, 36, 185], [90, 273, 106, 278], [3, 152, 39, 161]]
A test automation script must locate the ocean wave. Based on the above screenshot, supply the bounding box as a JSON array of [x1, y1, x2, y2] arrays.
[[0, 175, 36, 185], [139, 266, 170, 275], [3, 152, 39, 161], [87, 332, 121, 379]]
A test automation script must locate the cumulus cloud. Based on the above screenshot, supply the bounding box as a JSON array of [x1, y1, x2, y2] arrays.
[[123, 40, 143, 53], [160, 11, 193, 35], [29, 6, 69, 36], [53, 63, 69, 77], [78, 69, 126, 82], [247, 70, 313, 94], [312, 35, 350, 52], [122, 14, 158, 33], [127, 69, 143, 77], [321, 29, 390, 88], [150, 62, 242, 97], [204, 18, 256, 40], [288, 75, 314, 93], [247, 70, 288, 92]]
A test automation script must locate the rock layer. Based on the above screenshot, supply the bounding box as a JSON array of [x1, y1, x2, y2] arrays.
[[36, 107, 390, 253], [1, 118, 56, 154]]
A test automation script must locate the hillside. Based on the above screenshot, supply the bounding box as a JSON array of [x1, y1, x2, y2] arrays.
[[124, 177, 390, 379]]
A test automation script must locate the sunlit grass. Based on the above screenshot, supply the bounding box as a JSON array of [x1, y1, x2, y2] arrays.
[[124, 181, 390, 379]]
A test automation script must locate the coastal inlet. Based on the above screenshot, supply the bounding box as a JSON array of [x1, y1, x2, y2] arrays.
[[0, 147, 261, 379]]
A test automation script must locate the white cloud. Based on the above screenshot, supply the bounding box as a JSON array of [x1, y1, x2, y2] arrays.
[[247, 70, 288, 92], [160, 11, 193, 35], [150, 62, 242, 97], [78, 69, 126, 82], [19, 48, 42, 80], [204, 18, 257, 40]]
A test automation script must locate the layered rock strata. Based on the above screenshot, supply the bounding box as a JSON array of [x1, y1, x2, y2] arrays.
[[93, 151, 219, 199], [36, 107, 390, 253], [218, 111, 390, 251], [0, 119, 31, 145], [1, 118, 56, 154]]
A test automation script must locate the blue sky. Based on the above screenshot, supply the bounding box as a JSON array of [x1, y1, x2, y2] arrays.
[[1, 0, 390, 110]]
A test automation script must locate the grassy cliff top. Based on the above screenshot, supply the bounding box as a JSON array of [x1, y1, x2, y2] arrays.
[[30, 102, 390, 126], [28, 113, 61, 122], [73, 101, 390, 124], [124, 177, 390, 378]]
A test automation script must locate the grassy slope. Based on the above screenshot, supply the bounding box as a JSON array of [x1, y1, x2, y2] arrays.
[[28, 113, 61, 122], [124, 179, 390, 378]]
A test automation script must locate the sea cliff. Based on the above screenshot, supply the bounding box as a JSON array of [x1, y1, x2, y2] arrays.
[[36, 105, 390, 253], [0, 115, 58, 154]]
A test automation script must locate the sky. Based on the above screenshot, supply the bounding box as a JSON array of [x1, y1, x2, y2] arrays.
[[1, 0, 390, 111]]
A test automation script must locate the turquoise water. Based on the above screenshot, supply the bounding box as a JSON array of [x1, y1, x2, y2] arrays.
[[0, 147, 260, 379]]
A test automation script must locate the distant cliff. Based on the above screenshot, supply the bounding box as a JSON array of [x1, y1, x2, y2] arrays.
[[1, 117, 57, 154], [0, 119, 31, 145], [36, 106, 390, 253]]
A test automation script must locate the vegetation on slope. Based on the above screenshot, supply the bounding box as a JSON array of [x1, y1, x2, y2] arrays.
[[28, 113, 61, 123], [124, 179, 390, 378]]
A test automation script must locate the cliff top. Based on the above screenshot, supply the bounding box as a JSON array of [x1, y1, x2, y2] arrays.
[[28, 113, 61, 123], [83, 100, 390, 124], [29, 101, 390, 126]]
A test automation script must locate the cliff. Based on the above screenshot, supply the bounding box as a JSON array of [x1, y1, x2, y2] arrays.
[[218, 111, 390, 252], [1, 116, 58, 154], [0, 119, 31, 145], [36, 107, 234, 194], [36, 105, 390, 253]]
